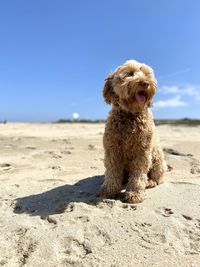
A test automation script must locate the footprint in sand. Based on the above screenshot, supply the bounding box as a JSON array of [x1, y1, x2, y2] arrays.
[[182, 224, 200, 254], [25, 146, 36, 150], [88, 144, 96, 150], [60, 150, 72, 155], [62, 236, 92, 266], [48, 165, 62, 171], [195, 219, 200, 229], [182, 216, 200, 230], [90, 166, 98, 170], [76, 215, 90, 223], [0, 163, 13, 171], [164, 147, 200, 174], [163, 148, 193, 157], [14, 227, 38, 266], [62, 139, 71, 144], [132, 214, 200, 255], [46, 150, 72, 158], [182, 214, 193, 221], [190, 157, 200, 174], [156, 207, 174, 217], [40, 215, 57, 225], [45, 151, 62, 159]]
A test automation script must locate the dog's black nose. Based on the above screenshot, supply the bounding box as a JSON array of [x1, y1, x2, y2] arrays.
[[140, 81, 149, 89]]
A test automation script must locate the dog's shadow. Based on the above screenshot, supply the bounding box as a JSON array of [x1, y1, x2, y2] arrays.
[[14, 175, 104, 216]]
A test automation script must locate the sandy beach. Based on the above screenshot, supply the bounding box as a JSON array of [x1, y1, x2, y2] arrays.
[[0, 123, 200, 267]]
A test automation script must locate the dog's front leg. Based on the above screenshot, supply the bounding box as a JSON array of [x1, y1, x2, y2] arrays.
[[123, 173, 147, 203], [98, 156, 124, 199], [122, 155, 150, 203]]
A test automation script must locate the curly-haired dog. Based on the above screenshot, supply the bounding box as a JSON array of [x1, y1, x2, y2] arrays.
[[99, 60, 166, 203]]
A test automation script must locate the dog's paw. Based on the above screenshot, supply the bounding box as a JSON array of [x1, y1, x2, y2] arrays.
[[97, 185, 118, 199], [146, 179, 157, 189], [119, 191, 145, 204]]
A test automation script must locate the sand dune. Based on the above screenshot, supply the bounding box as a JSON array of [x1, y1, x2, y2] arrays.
[[0, 123, 200, 267]]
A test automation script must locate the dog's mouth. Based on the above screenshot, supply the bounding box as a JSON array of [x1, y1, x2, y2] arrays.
[[135, 90, 148, 104]]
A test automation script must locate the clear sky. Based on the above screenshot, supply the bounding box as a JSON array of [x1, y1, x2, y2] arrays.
[[0, 0, 200, 122]]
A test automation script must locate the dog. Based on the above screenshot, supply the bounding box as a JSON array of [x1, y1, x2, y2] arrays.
[[99, 60, 166, 203]]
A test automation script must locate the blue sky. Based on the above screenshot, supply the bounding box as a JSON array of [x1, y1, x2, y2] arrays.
[[0, 0, 200, 122]]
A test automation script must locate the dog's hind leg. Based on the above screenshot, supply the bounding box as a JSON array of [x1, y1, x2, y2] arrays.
[[147, 146, 166, 188]]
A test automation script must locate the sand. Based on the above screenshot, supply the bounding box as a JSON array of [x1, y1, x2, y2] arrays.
[[0, 123, 200, 267]]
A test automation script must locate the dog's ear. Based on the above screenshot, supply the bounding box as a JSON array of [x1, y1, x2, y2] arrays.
[[147, 82, 157, 107], [147, 100, 153, 108], [103, 74, 114, 104]]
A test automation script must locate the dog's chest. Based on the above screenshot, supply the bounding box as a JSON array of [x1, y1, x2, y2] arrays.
[[121, 119, 151, 141], [110, 114, 153, 152]]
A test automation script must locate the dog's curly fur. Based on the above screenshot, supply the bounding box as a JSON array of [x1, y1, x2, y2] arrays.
[[99, 60, 166, 203]]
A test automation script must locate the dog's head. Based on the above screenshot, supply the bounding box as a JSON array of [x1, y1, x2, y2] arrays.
[[103, 60, 157, 113]]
